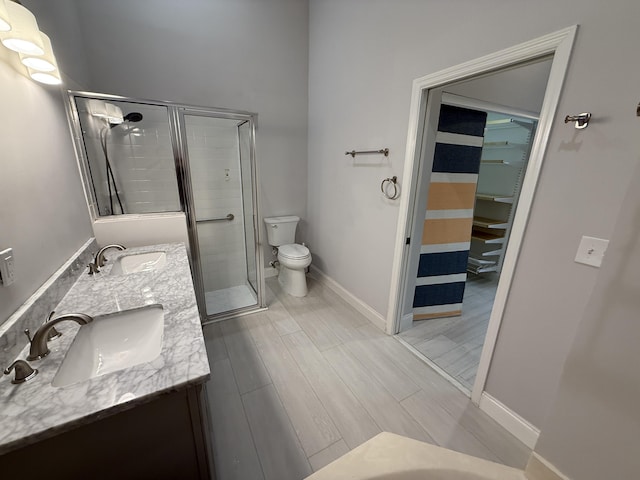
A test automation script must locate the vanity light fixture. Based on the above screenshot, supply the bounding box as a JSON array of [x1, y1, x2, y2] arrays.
[[20, 31, 56, 71], [0, 0, 12, 32], [0, 0, 44, 55], [28, 66, 61, 85]]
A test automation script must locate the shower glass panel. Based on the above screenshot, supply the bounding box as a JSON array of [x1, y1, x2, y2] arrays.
[[74, 98, 180, 216], [181, 114, 259, 317], [238, 121, 258, 293]]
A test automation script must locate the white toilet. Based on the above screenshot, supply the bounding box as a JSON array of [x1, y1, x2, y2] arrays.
[[264, 216, 312, 297]]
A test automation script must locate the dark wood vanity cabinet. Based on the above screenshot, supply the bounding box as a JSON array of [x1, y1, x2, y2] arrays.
[[0, 383, 215, 480]]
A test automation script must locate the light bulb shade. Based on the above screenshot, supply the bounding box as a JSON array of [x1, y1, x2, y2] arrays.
[[106, 103, 124, 124], [88, 99, 108, 118], [20, 32, 57, 72], [28, 67, 62, 85], [0, 1, 44, 55], [0, 1, 12, 32]]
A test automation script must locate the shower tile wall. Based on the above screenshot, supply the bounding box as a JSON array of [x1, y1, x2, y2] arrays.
[[78, 101, 180, 216], [187, 119, 247, 293]]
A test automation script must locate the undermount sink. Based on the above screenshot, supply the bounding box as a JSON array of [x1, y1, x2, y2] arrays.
[[110, 251, 167, 275], [52, 305, 164, 387]]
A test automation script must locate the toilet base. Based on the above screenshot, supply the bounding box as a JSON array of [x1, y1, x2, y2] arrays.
[[278, 266, 308, 297]]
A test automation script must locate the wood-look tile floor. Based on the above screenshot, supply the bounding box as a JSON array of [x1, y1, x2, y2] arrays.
[[203, 276, 527, 480], [399, 273, 499, 390]]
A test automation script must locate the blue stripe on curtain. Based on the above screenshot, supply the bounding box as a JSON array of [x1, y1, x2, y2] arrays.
[[413, 282, 467, 308], [417, 251, 469, 277], [437, 104, 488, 137], [432, 143, 483, 174]]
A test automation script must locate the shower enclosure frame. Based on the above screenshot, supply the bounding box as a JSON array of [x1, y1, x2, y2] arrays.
[[65, 91, 267, 323]]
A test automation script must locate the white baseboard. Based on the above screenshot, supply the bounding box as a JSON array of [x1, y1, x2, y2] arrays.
[[309, 265, 387, 332], [479, 392, 539, 449]]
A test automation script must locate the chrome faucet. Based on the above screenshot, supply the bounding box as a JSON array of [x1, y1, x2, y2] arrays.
[[87, 244, 126, 274], [4, 359, 38, 384], [25, 313, 93, 361]]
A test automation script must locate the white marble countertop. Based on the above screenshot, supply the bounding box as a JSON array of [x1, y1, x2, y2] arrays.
[[0, 243, 210, 455]]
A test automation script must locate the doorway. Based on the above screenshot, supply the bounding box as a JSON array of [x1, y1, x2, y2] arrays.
[[398, 88, 543, 392], [387, 27, 577, 403]]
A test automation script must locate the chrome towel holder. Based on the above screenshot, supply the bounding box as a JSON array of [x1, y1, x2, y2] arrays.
[[381, 176, 400, 200], [345, 148, 389, 158]]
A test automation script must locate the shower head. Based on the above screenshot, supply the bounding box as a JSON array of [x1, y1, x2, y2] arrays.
[[123, 112, 143, 122], [110, 111, 143, 129]]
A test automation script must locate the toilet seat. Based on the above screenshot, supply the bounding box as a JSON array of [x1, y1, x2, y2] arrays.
[[278, 243, 310, 260]]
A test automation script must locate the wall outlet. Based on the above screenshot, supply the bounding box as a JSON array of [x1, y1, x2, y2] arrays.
[[574, 236, 609, 268], [0, 248, 15, 286]]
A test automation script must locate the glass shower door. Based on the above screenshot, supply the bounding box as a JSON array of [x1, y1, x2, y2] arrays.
[[238, 120, 258, 294], [179, 111, 261, 320]]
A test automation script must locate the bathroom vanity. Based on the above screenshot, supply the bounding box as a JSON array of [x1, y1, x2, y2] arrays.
[[0, 243, 213, 479]]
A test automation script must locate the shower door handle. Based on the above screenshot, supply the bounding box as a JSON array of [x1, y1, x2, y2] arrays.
[[197, 214, 234, 223]]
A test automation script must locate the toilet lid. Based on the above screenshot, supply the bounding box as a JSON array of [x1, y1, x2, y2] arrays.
[[279, 244, 310, 259]]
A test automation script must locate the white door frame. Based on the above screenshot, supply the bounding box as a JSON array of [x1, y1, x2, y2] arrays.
[[386, 26, 578, 405]]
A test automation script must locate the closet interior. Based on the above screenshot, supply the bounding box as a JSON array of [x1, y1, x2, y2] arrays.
[[469, 112, 537, 275]]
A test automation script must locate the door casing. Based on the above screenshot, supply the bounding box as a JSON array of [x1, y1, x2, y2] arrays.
[[386, 26, 578, 405]]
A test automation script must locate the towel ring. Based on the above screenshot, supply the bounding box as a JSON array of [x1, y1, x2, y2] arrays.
[[381, 176, 400, 200]]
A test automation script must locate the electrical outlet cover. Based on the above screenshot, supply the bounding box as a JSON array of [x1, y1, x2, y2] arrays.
[[0, 248, 15, 286], [574, 236, 609, 268]]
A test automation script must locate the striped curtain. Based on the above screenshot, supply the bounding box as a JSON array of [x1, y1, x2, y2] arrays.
[[412, 104, 487, 321]]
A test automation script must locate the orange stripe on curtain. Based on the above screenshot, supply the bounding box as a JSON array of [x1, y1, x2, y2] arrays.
[[426, 182, 477, 210], [422, 218, 473, 245]]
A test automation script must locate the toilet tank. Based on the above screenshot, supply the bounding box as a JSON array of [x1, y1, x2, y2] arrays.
[[264, 216, 299, 246]]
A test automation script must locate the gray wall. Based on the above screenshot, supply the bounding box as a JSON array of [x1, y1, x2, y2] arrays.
[[533, 161, 640, 479], [446, 58, 552, 114], [63, 0, 309, 263], [24, 0, 91, 89], [308, 0, 640, 429], [0, 48, 92, 325]]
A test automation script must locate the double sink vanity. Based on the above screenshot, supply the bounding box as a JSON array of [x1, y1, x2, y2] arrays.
[[0, 243, 213, 478]]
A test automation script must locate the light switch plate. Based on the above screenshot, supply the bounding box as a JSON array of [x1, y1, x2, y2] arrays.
[[575, 236, 609, 267], [0, 248, 15, 286]]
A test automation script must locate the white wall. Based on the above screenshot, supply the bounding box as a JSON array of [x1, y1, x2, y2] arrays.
[[0, 48, 92, 325], [533, 161, 640, 479], [92, 214, 188, 249], [64, 0, 309, 263], [308, 0, 640, 429], [446, 58, 552, 114]]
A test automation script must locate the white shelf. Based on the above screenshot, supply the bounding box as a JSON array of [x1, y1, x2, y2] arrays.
[[468, 256, 495, 266], [467, 256, 498, 274], [473, 217, 509, 229], [476, 193, 514, 204], [483, 141, 528, 149], [480, 159, 524, 166], [467, 264, 498, 274], [471, 231, 505, 244]]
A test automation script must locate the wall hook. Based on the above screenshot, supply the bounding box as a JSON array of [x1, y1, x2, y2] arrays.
[[564, 112, 591, 129]]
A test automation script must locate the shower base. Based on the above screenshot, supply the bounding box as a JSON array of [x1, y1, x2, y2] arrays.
[[205, 284, 257, 316]]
